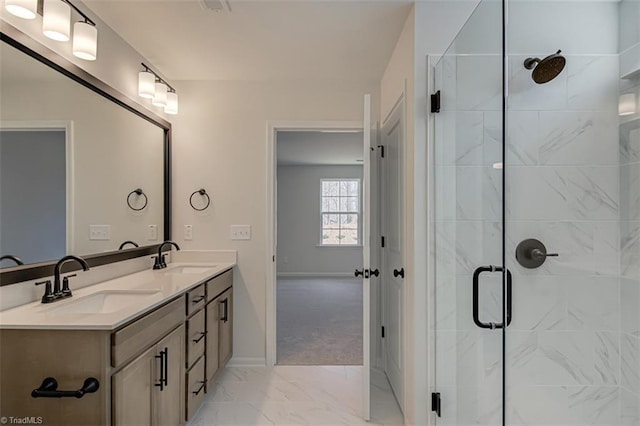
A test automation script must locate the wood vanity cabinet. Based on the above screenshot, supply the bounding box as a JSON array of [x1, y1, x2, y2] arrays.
[[112, 324, 184, 425]]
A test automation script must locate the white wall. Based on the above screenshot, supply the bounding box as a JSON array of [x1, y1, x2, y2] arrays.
[[277, 165, 363, 276], [171, 79, 379, 363]]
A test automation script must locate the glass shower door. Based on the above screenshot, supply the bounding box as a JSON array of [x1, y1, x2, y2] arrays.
[[432, 0, 505, 424]]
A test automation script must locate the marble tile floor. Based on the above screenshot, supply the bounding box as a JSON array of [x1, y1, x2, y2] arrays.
[[187, 366, 404, 426]]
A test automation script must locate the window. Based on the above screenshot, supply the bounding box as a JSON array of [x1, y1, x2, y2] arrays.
[[320, 179, 360, 245]]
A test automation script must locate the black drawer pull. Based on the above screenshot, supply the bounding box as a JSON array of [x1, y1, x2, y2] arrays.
[[192, 332, 206, 344], [192, 381, 206, 396], [31, 377, 99, 399], [220, 298, 229, 322], [191, 295, 205, 304]]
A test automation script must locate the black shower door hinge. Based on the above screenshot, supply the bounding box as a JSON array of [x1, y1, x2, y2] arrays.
[[431, 392, 441, 417], [377, 145, 385, 158], [431, 90, 441, 113], [381, 236, 385, 248], [381, 326, 385, 338]]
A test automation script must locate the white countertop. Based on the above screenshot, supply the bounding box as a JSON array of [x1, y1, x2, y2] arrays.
[[0, 261, 235, 331]]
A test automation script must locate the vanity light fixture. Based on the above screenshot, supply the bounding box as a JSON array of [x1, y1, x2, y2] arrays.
[[72, 20, 98, 61], [165, 90, 178, 115], [619, 93, 636, 116], [4, 0, 38, 19], [42, 0, 71, 41], [152, 81, 168, 107], [139, 63, 179, 114]]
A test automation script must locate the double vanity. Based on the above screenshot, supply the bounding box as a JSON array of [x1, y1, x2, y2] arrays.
[[0, 254, 235, 425]]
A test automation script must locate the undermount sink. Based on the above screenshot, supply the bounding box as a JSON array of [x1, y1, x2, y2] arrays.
[[42, 290, 163, 315], [163, 265, 217, 274]]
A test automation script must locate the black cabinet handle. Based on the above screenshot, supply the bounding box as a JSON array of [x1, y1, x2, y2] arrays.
[[154, 348, 168, 390], [393, 268, 404, 279], [354, 269, 364, 277], [192, 381, 206, 396], [370, 269, 380, 277], [472, 266, 512, 329], [191, 295, 205, 304], [221, 298, 229, 322], [31, 377, 99, 399], [192, 331, 206, 344]]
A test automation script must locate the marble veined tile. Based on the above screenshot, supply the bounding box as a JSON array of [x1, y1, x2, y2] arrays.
[[538, 111, 618, 165], [621, 278, 640, 337], [620, 163, 640, 221], [508, 55, 567, 111], [456, 55, 502, 111], [509, 275, 567, 331], [504, 111, 539, 165], [506, 166, 619, 221], [621, 388, 640, 425], [622, 334, 640, 394], [567, 277, 620, 331], [621, 221, 640, 278], [567, 56, 618, 111], [508, 385, 619, 425], [620, 126, 640, 164]]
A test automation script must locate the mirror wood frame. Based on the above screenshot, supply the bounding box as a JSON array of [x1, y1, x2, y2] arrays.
[[0, 23, 172, 286]]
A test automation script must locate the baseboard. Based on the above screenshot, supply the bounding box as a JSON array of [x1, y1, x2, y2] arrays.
[[227, 357, 267, 367], [277, 272, 355, 278]]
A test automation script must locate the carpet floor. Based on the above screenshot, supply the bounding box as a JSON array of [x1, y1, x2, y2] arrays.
[[277, 277, 363, 366]]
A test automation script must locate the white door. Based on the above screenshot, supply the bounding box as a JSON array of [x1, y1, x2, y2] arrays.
[[361, 94, 372, 421], [381, 97, 404, 410]]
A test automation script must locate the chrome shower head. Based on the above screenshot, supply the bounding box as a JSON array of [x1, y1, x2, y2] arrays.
[[524, 50, 566, 84]]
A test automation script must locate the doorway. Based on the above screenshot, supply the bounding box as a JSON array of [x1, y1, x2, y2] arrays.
[[275, 130, 364, 365]]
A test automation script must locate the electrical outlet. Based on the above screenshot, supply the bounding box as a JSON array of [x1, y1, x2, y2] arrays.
[[230, 225, 251, 240], [147, 224, 158, 241], [184, 225, 193, 241], [89, 225, 111, 240]]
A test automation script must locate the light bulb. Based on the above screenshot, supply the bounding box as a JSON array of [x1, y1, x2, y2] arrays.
[[138, 71, 155, 99], [72, 21, 98, 61], [4, 0, 38, 19], [43, 0, 71, 42], [152, 82, 167, 107], [165, 92, 178, 115]]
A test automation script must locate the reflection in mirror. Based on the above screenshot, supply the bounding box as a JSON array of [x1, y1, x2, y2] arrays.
[[0, 37, 165, 269]]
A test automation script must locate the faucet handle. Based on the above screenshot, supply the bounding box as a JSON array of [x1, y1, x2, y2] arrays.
[[35, 280, 56, 304], [61, 274, 76, 298]]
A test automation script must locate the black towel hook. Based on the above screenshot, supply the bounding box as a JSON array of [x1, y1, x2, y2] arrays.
[[127, 188, 148, 211], [189, 188, 211, 211]]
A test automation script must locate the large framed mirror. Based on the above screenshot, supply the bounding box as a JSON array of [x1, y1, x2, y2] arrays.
[[0, 22, 171, 286]]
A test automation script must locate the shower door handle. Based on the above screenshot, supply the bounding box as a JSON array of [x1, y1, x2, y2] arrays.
[[472, 266, 512, 329]]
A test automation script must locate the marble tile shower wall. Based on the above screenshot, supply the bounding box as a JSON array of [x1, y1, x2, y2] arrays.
[[435, 53, 622, 426]]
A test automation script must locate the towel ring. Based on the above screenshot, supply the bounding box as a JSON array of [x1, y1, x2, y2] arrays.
[[190, 189, 211, 211], [127, 188, 148, 211]]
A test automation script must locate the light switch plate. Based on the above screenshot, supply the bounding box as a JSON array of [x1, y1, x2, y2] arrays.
[[184, 225, 193, 241], [89, 225, 111, 240], [147, 224, 158, 241], [230, 225, 251, 240]]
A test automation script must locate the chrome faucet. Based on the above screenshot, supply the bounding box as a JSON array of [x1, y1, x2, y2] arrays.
[[0, 255, 24, 266], [36, 255, 90, 303], [153, 241, 180, 270]]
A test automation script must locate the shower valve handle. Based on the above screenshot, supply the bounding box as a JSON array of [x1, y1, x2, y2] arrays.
[[531, 249, 558, 259]]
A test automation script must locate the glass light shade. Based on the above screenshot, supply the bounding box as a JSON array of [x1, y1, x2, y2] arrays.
[[4, 0, 38, 19], [43, 0, 71, 42], [138, 71, 155, 99], [165, 92, 178, 115], [619, 93, 636, 116], [152, 82, 168, 107], [72, 22, 98, 61]]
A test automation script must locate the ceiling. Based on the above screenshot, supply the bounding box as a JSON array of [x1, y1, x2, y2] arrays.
[[84, 0, 412, 82], [277, 131, 363, 165]]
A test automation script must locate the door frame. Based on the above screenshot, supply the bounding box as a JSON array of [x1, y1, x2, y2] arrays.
[[265, 120, 364, 367]]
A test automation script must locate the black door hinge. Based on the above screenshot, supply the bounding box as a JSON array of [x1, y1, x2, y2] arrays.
[[272, 255, 275, 262], [432, 392, 441, 417], [377, 145, 385, 158], [381, 326, 385, 338], [381, 236, 385, 248], [430, 90, 441, 113]]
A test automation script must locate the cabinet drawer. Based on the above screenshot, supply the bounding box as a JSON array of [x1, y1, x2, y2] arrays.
[[186, 284, 206, 316], [206, 269, 233, 301], [186, 355, 206, 421], [206, 269, 232, 302], [112, 297, 183, 368], [186, 308, 206, 368]]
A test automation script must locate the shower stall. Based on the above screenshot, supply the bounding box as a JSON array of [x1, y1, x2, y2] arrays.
[[431, 0, 640, 424]]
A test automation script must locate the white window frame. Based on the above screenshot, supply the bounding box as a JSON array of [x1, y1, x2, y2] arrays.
[[319, 178, 361, 246]]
